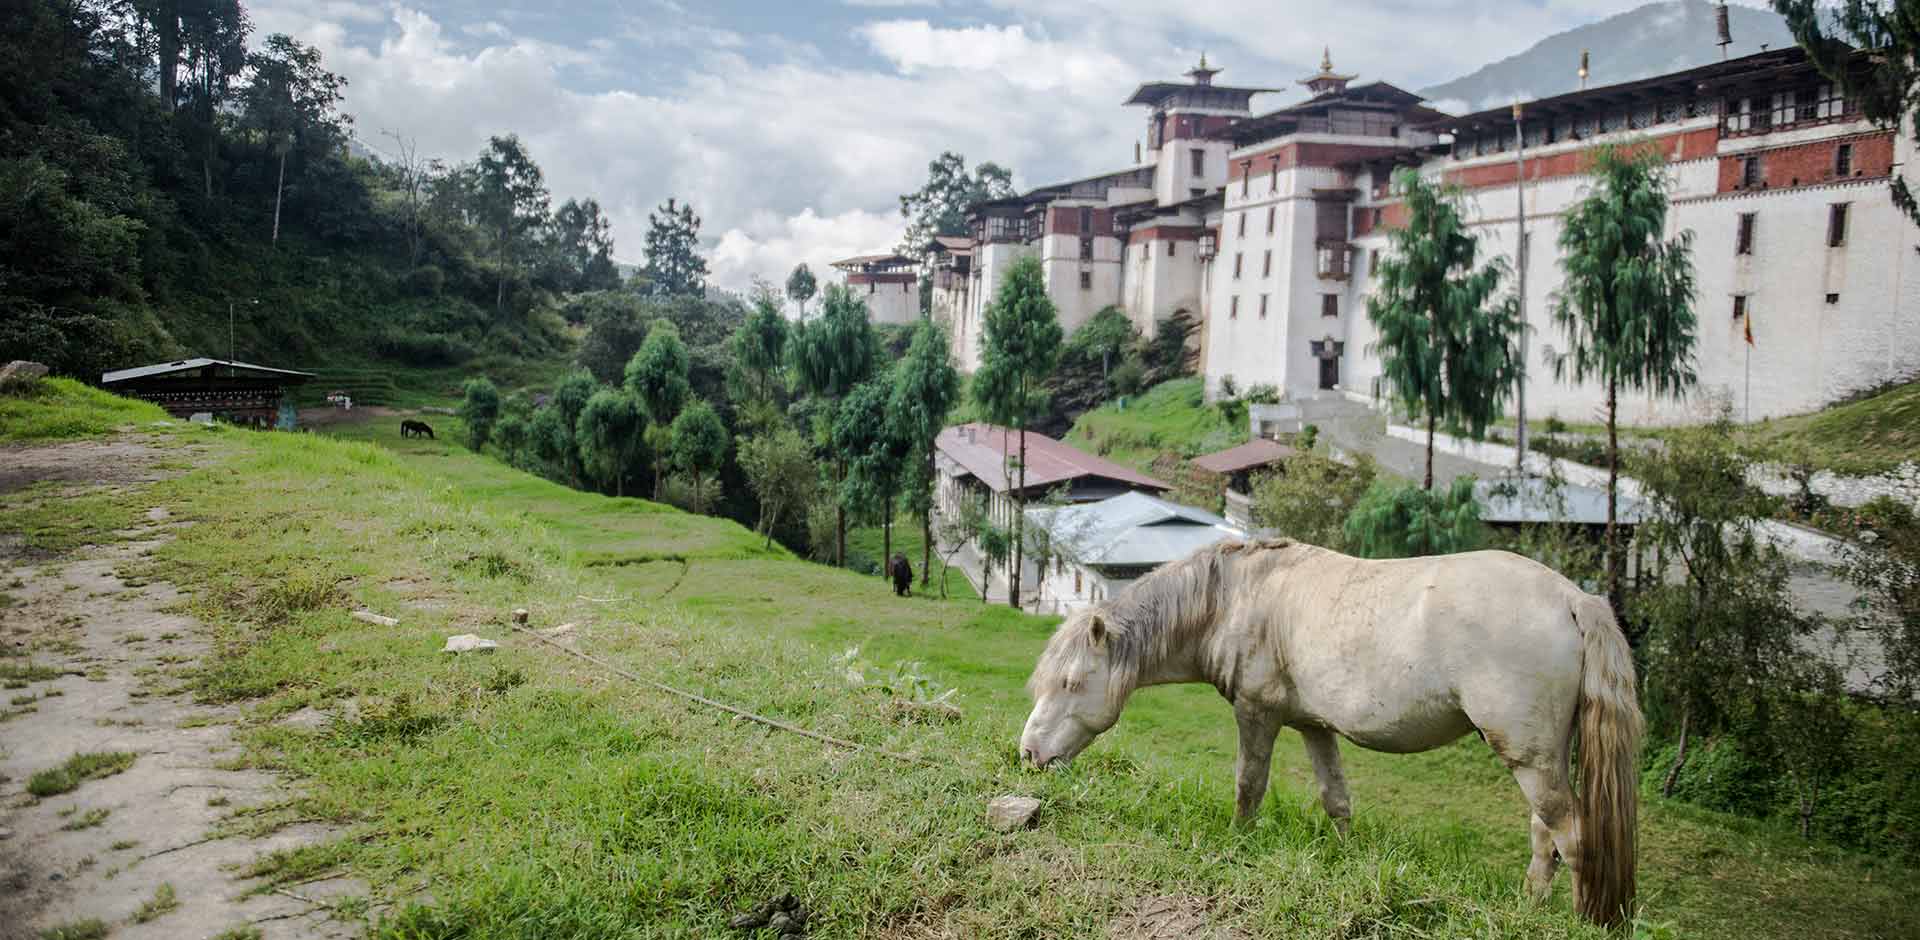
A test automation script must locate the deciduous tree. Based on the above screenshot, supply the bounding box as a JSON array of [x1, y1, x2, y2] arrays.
[[1366, 168, 1522, 490], [1551, 143, 1698, 615], [476, 134, 550, 318], [241, 33, 348, 248], [1774, 0, 1920, 225], [897, 151, 1015, 260], [739, 425, 815, 549], [971, 256, 1063, 609], [731, 294, 790, 403], [785, 263, 817, 317]]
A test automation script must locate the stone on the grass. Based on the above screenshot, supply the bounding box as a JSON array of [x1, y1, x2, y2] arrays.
[[351, 610, 399, 627], [986, 795, 1041, 832], [442, 634, 498, 653], [538, 623, 576, 638], [512, 608, 530, 625], [0, 360, 48, 393]]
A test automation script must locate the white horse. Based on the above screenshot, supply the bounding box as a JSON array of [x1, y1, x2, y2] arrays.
[[1020, 539, 1643, 926]]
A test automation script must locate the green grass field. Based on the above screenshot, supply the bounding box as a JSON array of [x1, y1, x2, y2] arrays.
[[6, 389, 1913, 938], [1065, 377, 1248, 475]]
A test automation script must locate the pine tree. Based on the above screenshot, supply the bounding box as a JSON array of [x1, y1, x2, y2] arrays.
[[788, 284, 879, 566], [890, 321, 961, 586], [639, 198, 708, 298]]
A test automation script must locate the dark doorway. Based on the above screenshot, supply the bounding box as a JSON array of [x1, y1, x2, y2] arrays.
[[1319, 356, 1339, 390]]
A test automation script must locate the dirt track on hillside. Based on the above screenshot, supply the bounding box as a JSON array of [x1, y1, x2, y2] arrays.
[[0, 437, 362, 939]]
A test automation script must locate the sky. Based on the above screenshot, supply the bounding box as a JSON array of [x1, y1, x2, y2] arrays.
[[246, 0, 1762, 295]]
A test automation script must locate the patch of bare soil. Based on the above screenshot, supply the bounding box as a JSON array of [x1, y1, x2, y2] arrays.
[[295, 406, 399, 429], [1109, 895, 1250, 940], [0, 437, 176, 496], [0, 451, 361, 939]]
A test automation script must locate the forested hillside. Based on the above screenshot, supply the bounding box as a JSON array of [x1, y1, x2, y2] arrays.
[[0, 1, 630, 382]]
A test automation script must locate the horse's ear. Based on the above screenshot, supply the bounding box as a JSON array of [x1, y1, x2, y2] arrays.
[[1087, 615, 1106, 647]]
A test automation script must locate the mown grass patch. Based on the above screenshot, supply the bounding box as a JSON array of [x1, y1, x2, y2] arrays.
[[94, 400, 1920, 939], [1744, 379, 1920, 476], [27, 751, 137, 797], [0, 484, 148, 557], [0, 377, 169, 443]]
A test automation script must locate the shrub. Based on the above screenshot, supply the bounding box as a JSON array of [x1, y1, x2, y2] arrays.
[[1343, 476, 1486, 559]]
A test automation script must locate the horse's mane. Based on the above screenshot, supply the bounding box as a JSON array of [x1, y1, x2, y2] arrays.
[[1030, 538, 1298, 698]]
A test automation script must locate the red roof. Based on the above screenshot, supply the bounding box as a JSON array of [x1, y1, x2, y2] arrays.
[[1191, 437, 1297, 474], [936, 423, 1169, 495]]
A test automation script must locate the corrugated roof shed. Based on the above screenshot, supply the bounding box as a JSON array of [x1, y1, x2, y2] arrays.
[[1028, 492, 1244, 566], [1192, 438, 1297, 474], [101, 358, 314, 384], [1473, 476, 1649, 525], [937, 423, 1169, 495]]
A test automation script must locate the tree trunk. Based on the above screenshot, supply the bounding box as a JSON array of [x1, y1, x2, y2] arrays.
[[271, 147, 286, 247], [497, 222, 509, 318], [882, 506, 892, 577], [653, 457, 665, 501], [1661, 704, 1691, 797], [1424, 410, 1437, 491], [1605, 378, 1623, 616], [835, 459, 847, 567], [1010, 424, 1026, 611], [1798, 782, 1818, 840], [615, 472, 623, 499], [156, 3, 180, 112]]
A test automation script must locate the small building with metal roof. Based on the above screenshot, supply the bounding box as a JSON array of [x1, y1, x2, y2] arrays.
[[1026, 491, 1245, 612], [100, 357, 313, 429]]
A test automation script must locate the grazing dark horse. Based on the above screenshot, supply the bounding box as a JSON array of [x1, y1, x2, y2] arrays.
[[400, 419, 435, 440], [889, 554, 912, 597]]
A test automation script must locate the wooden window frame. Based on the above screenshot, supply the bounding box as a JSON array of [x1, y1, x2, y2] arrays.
[[1736, 213, 1755, 255], [1828, 202, 1850, 247]]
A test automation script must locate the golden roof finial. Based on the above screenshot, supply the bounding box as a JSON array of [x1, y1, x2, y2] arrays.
[[1198, 50, 1209, 70], [1321, 46, 1333, 73]]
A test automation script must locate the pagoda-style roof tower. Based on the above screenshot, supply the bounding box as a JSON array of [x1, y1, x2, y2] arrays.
[[1299, 47, 1357, 97], [1124, 54, 1276, 110]]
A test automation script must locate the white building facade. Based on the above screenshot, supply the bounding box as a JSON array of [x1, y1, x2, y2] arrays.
[[831, 253, 920, 326], [935, 46, 1920, 426]]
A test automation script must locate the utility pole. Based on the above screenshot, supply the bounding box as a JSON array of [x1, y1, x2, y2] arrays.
[[228, 299, 235, 364], [1513, 99, 1529, 474]]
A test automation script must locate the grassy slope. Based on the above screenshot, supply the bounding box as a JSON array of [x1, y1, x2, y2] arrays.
[[1744, 380, 1920, 476], [0, 378, 170, 443], [845, 514, 978, 601], [13, 393, 1912, 938], [1065, 377, 1248, 475]]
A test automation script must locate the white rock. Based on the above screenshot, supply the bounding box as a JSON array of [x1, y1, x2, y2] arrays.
[[538, 623, 576, 638], [986, 795, 1041, 833], [442, 634, 499, 654], [351, 610, 399, 627]]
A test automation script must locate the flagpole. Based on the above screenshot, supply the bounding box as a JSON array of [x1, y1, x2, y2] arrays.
[[1745, 337, 1751, 424], [1512, 99, 1528, 474]]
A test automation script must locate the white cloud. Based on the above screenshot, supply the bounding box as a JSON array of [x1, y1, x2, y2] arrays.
[[710, 208, 907, 303], [858, 20, 1130, 93]]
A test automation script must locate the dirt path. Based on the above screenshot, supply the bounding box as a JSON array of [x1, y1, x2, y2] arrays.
[[1, 439, 363, 940]]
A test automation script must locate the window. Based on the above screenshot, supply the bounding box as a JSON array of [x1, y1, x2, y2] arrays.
[[1233, 253, 1243, 278], [1079, 270, 1092, 290], [1835, 143, 1854, 177], [867, 282, 876, 294], [1368, 248, 1380, 278], [1167, 241, 1176, 257], [1741, 155, 1763, 188], [1238, 213, 1247, 237], [1074, 568, 1082, 595], [1190, 148, 1205, 176], [1230, 296, 1239, 319], [1262, 250, 1272, 277], [1079, 206, 1092, 232], [1258, 294, 1269, 319], [1321, 294, 1339, 318], [1241, 161, 1251, 196], [1736, 213, 1755, 255], [1266, 206, 1276, 234], [1080, 237, 1094, 261], [1825, 292, 1841, 304], [1828, 203, 1850, 247], [1190, 187, 1206, 198], [1732, 295, 1748, 320], [1270, 161, 1279, 192]]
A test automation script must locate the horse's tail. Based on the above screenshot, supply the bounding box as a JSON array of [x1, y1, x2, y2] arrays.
[[1571, 594, 1643, 926]]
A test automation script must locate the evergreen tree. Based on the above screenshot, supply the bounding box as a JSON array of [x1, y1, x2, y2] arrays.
[[890, 320, 961, 586], [1366, 168, 1522, 490], [788, 283, 880, 565], [897, 151, 1016, 260], [670, 400, 730, 514], [639, 198, 707, 297], [240, 33, 348, 248], [785, 263, 817, 317], [971, 257, 1062, 610], [731, 294, 790, 403], [458, 376, 500, 451], [1551, 143, 1699, 615], [575, 388, 646, 497], [550, 198, 620, 292], [624, 320, 692, 499]]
